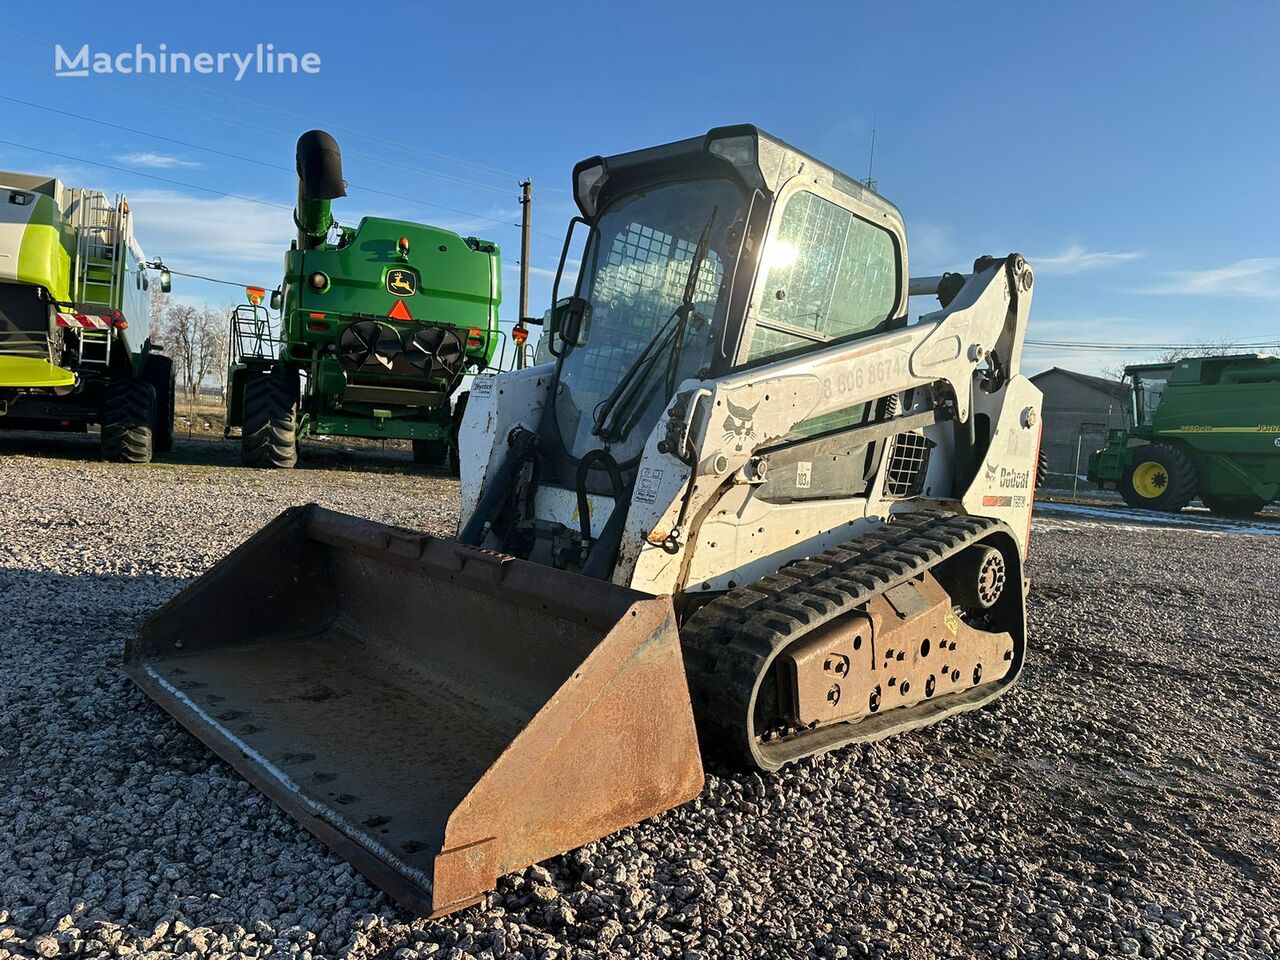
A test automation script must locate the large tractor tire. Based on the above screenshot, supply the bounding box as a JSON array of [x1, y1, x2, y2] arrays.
[[412, 439, 448, 467], [448, 390, 469, 477], [242, 366, 299, 469], [1201, 493, 1267, 517], [142, 353, 176, 454], [1118, 442, 1197, 512], [101, 377, 156, 464]]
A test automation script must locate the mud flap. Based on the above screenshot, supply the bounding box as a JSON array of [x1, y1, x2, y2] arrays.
[[125, 505, 704, 917]]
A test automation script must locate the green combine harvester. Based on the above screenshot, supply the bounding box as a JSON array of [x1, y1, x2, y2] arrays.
[[1089, 354, 1280, 516], [225, 131, 501, 470], [0, 170, 174, 461]]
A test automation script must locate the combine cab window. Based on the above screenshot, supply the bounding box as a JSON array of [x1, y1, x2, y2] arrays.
[[747, 191, 898, 363], [1131, 367, 1172, 426]]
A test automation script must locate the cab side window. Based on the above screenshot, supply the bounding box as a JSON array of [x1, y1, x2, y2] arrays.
[[746, 190, 899, 363]]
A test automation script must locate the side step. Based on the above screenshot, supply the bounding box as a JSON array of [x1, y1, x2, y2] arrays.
[[125, 505, 704, 917]]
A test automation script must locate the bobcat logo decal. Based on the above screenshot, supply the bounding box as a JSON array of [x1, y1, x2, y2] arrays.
[[984, 461, 998, 483], [722, 399, 759, 452]]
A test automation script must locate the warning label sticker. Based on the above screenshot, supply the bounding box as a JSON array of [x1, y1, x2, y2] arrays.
[[634, 466, 665, 504], [795, 461, 812, 489]]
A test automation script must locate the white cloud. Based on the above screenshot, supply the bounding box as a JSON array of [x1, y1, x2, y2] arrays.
[[116, 151, 201, 169], [126, 190, 287, 289], [1030, 244, 1144, 275], [1135, 257, 1280, 298]]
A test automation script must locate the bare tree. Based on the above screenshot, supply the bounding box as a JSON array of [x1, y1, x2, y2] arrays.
[[195, 305, 230, 400], [1100, 363, 1129, 383], [1152, 337, 1242, 364], [157, 303, 200, 399], [148, 285, 170, 333], [151, 301, 231, 401]]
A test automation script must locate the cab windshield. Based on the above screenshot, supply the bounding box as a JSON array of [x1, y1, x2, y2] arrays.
[[1130, 366, 1172, 426], [553, 178, 747, 465]]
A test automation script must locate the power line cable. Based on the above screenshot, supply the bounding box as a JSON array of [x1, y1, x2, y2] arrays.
[[1026, 340, 1278, 352], [0, 35, 565, 197], [0, 138, 294, 210], [0, 136, 565, 258], [162, 268, 267, 289], [0, 92, 563, 240]]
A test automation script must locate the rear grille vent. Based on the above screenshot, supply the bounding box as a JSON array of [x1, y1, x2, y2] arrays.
[[884, 431, 932, 498]]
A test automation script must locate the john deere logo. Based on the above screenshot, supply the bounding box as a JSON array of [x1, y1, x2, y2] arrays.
[[386, 269, 417, 296]]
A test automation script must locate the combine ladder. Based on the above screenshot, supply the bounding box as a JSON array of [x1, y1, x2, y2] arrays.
[[229, 304, 281, 362], [71, 190, 126, 370]]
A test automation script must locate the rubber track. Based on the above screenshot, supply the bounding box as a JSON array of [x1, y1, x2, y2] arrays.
[[682, 510, 1008, 769], [101, 378, 155, 464]]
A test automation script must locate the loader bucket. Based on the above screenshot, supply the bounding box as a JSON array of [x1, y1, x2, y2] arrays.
[[125, 505, 704, 917]]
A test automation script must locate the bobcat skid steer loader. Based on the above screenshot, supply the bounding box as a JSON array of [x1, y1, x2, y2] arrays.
[[127, 125, 1042, 918]]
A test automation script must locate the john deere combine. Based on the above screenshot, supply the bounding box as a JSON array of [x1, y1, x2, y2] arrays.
[[0, 170, 173, 461], [1089, 355, 1280, 515], [225, 131, 501, 470]]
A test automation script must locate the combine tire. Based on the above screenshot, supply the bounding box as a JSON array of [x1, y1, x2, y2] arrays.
[[1201, 494, 1267, 517], [242, 367, 299, 469], [1118, 442, 1197, 512], [412, 439, 447, 466], [449, 391, 469, 477], [142, 354, 176, 454], [101, 378, 156, 464]]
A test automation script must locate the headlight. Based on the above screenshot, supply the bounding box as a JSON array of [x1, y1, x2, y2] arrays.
[[308, 271, 329, 291]]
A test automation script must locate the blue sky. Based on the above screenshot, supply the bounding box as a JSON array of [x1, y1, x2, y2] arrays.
[[2, 1, 1277, 376]]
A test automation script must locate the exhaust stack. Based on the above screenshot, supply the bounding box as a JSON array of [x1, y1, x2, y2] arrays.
[[294, 129, 347, 250]]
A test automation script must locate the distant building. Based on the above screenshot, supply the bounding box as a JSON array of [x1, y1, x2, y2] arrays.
[[1029, 368, 1132, 476]]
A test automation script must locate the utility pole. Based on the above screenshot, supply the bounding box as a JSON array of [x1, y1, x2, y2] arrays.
[[515, 179, 532, 369]]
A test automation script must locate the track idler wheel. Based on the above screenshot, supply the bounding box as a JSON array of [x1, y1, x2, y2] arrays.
[[937, 544, 1006, 610]]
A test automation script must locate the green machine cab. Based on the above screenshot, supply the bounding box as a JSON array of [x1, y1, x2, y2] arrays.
[[225, 131, 501, 470], [1088, 354, 1280, 516]]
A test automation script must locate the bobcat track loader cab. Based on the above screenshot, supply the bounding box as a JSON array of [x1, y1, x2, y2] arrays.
[[129, 125, 1042, 918]]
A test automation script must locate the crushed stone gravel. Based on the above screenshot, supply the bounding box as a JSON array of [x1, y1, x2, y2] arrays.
[[1, 433, 1277, 959]]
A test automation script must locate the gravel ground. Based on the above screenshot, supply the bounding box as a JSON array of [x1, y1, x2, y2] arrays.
[[1, 432, 1277, 960]]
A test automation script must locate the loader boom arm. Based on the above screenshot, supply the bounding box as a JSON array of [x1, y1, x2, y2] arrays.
[[621, 255, 1037, 593]]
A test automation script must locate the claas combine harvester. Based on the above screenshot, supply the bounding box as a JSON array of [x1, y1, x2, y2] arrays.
[[0, 169, 173, 461], [224, 131, 501, 470], [128, 125, 1044, 917]]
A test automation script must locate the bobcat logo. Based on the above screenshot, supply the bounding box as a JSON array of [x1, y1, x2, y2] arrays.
[[984, 461, 998, 483], [387, 269, 417, 296], [722, 399, 759, 452]]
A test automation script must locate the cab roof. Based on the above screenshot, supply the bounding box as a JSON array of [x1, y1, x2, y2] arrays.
[[572, 124, 904, 233]]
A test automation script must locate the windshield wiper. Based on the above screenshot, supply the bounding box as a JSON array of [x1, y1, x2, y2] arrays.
[[591, 207, 718, 444]]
